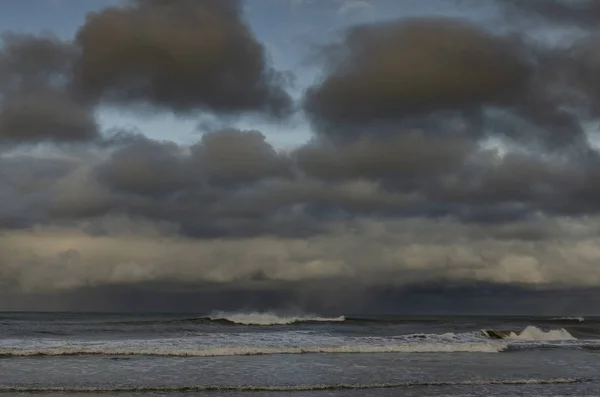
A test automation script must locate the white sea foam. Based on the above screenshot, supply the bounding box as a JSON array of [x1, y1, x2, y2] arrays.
[[0, 378, 583, 393], [207, 312, 346, 325], [0, 342, 504, 357], [507, 326, 577, 341], [399, 332, 482, 343], [553, 316, 585, 322]]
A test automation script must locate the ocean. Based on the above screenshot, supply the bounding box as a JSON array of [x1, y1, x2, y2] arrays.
[[0, 312, 598, 396]]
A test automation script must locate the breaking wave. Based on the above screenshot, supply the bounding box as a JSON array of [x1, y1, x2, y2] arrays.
[[481, 326, 577, 341], [508, 326, 577, 341], [0, 378, 584, 393], [95, 314, 600, 332], [202, 312, 346, 326], [0, 342, 504, 357], [552, 316, 585, 322]]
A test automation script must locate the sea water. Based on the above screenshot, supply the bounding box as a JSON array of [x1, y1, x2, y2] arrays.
[[0, 312, 598, 396]]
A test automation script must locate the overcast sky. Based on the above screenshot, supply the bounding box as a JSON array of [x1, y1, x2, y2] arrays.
[[1, 0, 600, 314]]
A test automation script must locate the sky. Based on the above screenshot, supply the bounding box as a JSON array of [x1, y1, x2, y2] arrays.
[[2, 0, 600, 314]]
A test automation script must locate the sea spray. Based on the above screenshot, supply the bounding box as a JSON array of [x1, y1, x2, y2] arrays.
[[508, 326, 577, 341], [206, 312, 346, 325]]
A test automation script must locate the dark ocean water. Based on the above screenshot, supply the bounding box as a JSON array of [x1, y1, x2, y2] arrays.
[[0, 312, 599, 396]]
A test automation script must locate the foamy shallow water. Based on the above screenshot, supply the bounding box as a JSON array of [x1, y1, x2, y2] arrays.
[[1, 312, 599, 396], [0, 350, 597, 396], [0, 325, 592, 357]]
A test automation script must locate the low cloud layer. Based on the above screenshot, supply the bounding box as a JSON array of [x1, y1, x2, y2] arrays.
[[2, 129, 600, 298], [1, 0, 600, 312], [3, 215, 600, 293]]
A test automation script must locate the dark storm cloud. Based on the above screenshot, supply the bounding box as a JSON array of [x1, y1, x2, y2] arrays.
[[46, 130, 304, 237], [430, 151, 576, 206], [304, 18, 531, 129], [0, 32, 76, 92], [0, 0, 296, 146], [73, 0, 293, 117], [0, 34, 99, 143], [191, 129, 292, 185], [0, 154, 82, 229], [94, 128, 291, 198], [294, 132, 475, 182], [303, 15, 596, 150], [414, 147, 600, 223], [499, 0, 600, 123], [6, 129, 600, 240], [96, 138, 188, 197], [30, 130, 420, 239], [545, 39, 600, 120], [503, 0, 600, 28], [0, 89, 98, 143], [291, 12, 600, 237]]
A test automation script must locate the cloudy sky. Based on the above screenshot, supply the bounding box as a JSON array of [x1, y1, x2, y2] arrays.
[[1, 0, 600, 313]]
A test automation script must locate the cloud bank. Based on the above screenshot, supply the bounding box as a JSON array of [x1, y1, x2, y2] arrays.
[[1, 0, 600, 312]]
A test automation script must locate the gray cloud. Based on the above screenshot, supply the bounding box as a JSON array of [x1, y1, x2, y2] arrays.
[[500, 0, 600, 124], [0, 154, 81, 228], [504, 0, 600, 28], [0, 32, 76, 93], [304, 15, 596, 152], [304, 18, 530, 129], [0, 89, 98, 144], [191, 129, 292, 186], [0, 34, 99, 144], [0, 0, 295, 146], [96, 138, 188, 197], [294, 132, 475, 182], [73, 0, 293, 117]]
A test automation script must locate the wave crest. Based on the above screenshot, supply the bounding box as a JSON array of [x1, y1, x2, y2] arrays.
[[482, 326, 577, 341], [552, 316, 585, 322], [204, 312, 346, 326]]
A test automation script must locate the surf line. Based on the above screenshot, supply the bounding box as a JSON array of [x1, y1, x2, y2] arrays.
[[0, 378, 587, 393]]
